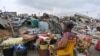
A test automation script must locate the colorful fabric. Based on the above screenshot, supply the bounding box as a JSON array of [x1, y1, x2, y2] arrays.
[[77, 34, 92, 53]]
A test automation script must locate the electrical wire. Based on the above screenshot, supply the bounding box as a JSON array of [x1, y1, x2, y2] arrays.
[[64, 9, 100, 14]]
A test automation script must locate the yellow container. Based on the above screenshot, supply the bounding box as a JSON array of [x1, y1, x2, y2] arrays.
[[40, 44, 49, 50]]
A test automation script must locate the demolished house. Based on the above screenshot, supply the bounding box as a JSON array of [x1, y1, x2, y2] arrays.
[[39, 13, 63, 33], [74, 13, 92, 24], [60, 16, 70, 23]]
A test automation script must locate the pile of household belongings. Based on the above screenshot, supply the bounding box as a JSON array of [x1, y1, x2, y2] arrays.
[[0, 29, 12, 43], [47, 20, 62, 34], [1, 33, 37, 47], [76, 34, 92, 54]]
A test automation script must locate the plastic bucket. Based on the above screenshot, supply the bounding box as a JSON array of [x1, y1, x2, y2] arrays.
[[40, 44, 48, 50]]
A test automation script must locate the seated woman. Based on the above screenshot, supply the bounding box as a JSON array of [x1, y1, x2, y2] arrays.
[[49, 22, 77, 56], [95, 27, 100, 50]]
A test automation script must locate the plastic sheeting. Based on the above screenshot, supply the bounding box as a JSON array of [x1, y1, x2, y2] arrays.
[[31, 18, 39, 28], [39, 21, 49, 31]]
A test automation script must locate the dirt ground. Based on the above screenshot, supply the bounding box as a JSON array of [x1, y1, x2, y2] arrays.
[[28, 50, 39, 56], [89, 45, 100, 56]]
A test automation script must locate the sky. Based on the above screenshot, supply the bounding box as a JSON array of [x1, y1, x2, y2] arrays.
[[0, 0, 100, 18]]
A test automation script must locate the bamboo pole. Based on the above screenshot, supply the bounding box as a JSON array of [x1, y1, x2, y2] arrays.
[[7, 15, 16, 37]]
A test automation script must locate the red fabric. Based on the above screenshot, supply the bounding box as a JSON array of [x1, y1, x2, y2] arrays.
[[96, 38, 100, 50], [85, 36, 92, 42], [37, 38, 45, 44]]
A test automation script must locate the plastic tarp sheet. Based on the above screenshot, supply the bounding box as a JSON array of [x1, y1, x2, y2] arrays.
[[39, 21, 49, 31]]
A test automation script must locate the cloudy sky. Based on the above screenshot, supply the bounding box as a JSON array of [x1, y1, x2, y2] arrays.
[[0, 0, 100, 18]]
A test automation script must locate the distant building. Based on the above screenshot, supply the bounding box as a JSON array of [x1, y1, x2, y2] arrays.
[[0, 10, 2, 17], [74, 13, 92, 23], [0, 10, 2, 13], [3, 12, 17, 17], [19, 13, 28, 18], [74, 13, 92, 20]]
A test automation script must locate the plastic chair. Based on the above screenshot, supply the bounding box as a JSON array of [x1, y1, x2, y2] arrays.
[[56, 40, 76, 56]]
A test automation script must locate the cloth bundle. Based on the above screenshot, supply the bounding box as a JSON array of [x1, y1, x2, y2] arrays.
[[1, 37, 24, 46]]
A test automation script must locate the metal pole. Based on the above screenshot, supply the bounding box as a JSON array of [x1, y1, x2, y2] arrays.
[[7, 15, 16, 37]]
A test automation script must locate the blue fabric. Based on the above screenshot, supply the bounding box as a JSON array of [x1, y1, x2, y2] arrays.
[[14, 45, 27, 51]]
